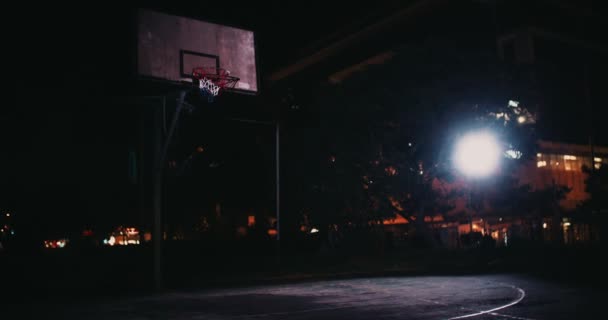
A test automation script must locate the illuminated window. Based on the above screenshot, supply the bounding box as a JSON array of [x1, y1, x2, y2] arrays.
[[537, 161, 547, 168], [563, 155, 577, 160], [384, 166, 397, 176]]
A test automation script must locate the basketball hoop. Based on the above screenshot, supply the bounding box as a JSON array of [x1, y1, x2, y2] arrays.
[[192, 67, 239, 102]]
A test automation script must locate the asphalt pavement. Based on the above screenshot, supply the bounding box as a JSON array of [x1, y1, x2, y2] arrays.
[[8, 274, 604, 319]]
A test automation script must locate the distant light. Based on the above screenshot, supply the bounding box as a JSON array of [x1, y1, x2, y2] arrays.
[[310, 228, 319, 234], [408, 142, 412, 147], [419, 170, 424, 175], [196, 146, 204, 153], [108, 236, 116, 246], [10, 230, 14, 235], [56, 240, 67, 248], [499, 217, 503, 222], [595, 163, 601, 170], [563, 222, 571, 227], [555, 162, 559, 165], [543, 222, 547, 229], [5, 213, 9, 217], [508, 100, 519, 107], [505, 149, 522, 159], [103, 239, 108, 245], [537, 153, 542, 158], [563, 155, 577, 160], [517, 116, 526, 124], [454, 131, 501, 178], [594, 157, 602, 163]]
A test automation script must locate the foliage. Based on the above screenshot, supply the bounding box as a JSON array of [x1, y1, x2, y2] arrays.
[[579, 164, 608, 215], [302, 38, 540, 232]]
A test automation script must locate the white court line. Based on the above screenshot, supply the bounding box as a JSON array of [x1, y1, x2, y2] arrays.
[[419, 294, 534, 320], [487, 311, 534, 320], [447, 285, 528, 320]]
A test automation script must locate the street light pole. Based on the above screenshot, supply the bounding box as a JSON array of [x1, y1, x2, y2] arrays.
[[275, 122, 280, 243], [453, 131, 501, 237], [228, 118, 281, 243]]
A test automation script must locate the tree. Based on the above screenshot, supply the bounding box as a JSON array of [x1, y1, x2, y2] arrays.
[[578, 164, 608, 243], [297, 37, 541, 248]]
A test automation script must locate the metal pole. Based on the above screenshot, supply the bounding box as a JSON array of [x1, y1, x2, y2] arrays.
[[469, 181, 474, 235], [153, 90, 187, 292], [583, 63, 595, 172], [275, 122, 280, 243], [153, 97, 164, 291], [160, 91, 187, 166]]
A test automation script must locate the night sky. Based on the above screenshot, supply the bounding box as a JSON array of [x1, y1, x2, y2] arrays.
[[0, 2, 394, 235], [1, 1, 606, 236]]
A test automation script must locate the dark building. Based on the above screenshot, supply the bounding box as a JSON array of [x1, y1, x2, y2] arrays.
[[268, 0, 607, 246]]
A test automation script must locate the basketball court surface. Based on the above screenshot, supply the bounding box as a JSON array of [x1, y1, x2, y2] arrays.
[[17, 274, 604, 319]]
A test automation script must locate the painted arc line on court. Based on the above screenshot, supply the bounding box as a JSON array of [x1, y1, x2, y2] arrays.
[[417, 291, 534, 320], [447, 285, 527, 320]]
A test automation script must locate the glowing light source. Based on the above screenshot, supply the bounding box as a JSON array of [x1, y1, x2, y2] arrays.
[[505, 149, 522, 159], [563, 222, 571, 227], [594, 157, 602, 162], [108, 236, 116, 246], [454, 131, 501, 178], [543, 222, 547, 229], [5, 213, 9, 217], [310, 228, 319, 234], [563, 155, 577, 160], [508, 100, 519, 107], [537, 153, 542, 158], [517, 116, 526, 124], [44, 239, 68, 249]]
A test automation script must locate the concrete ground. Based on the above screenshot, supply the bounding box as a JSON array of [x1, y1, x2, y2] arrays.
[[8, 274, 604, 319]]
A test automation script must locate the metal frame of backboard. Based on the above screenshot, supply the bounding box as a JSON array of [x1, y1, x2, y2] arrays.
[[133, 8, 261, 96], [179, 50, 220, 79]]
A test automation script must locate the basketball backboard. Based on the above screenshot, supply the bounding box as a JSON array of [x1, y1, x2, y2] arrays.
[[136, 9, 258, 94]]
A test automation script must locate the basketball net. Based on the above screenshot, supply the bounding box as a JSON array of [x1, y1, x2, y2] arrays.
[[198, 78, 221, 102], [192, 67, 239, 102]]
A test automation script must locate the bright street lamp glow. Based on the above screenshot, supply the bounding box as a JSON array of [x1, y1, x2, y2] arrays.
[[454, 131, 501, 178], [517, 116, 526, 124]]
